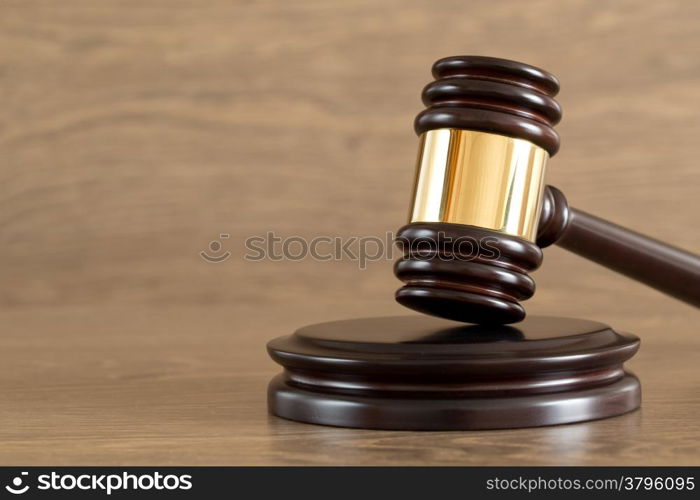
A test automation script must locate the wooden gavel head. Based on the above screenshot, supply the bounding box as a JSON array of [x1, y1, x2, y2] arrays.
[[394, 56, 562, 324]]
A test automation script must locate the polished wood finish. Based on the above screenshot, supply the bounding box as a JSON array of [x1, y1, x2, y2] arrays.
[[401, 182, 700, 325], [268, 315, 640, 430], [395, 56, 561, 324], [539, 186, 700, 307], [2, 304, 699, 465], [397, 56, 700, 324], [415, 56, 562, 155], [1, 0, 699, 465], [395, 223, 542, 323]]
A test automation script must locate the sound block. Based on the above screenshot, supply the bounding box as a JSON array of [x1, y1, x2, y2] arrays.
[[267, 315, 641, 430]]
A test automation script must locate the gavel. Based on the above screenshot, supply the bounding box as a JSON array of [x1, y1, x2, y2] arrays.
[[395, 55, 700, 324], [268, 55, 658, 430]]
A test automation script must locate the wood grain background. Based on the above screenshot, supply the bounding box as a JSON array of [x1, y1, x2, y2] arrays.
[[0, 0, 698, 465]]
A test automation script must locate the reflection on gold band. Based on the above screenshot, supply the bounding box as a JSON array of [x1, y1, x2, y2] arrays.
[[409, 129, 549, 241]]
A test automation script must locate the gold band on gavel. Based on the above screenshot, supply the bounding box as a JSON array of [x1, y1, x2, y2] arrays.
[[408, 129, 549, 242]]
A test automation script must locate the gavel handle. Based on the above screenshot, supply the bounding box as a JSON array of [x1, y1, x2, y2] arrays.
[[538, 186, 700, 307]]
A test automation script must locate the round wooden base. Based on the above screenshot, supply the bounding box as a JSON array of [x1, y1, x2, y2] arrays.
[[267, 315, 641, 430]]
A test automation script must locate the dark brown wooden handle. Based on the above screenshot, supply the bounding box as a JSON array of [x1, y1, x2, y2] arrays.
[[538, 186, 700, 307]]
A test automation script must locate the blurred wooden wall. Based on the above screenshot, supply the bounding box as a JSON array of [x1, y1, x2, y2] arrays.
[[1, 0, 699, 323]]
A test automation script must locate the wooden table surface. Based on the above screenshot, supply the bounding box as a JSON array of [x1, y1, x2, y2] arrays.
[[1, 0, 699, 465], [1, 302, 699, 465]]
